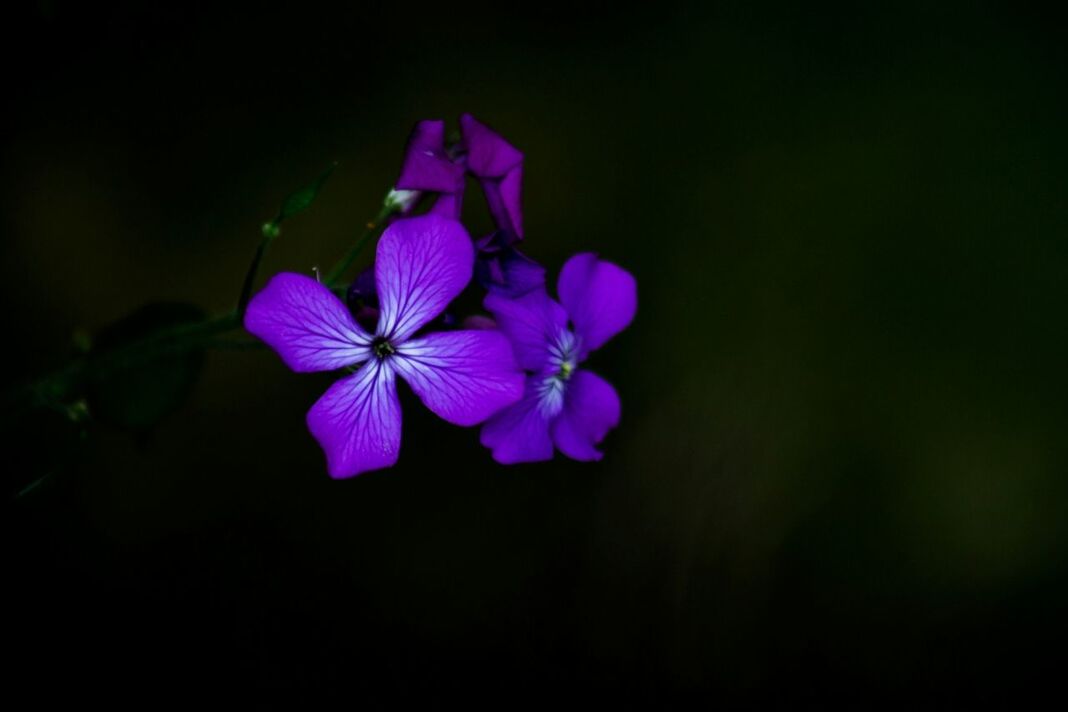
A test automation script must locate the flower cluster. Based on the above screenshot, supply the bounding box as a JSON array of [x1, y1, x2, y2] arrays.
[[245, 115, 637, 478]]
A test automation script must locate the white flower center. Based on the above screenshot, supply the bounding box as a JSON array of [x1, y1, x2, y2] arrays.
[[536, 329, 581, 418]]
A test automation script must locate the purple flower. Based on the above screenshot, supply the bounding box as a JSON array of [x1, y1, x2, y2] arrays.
[[481, 253, 637, 463], [245, 215, 525, 478]]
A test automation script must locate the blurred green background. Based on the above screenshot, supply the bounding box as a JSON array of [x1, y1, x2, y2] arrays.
[[4, 0, 1068, 703]]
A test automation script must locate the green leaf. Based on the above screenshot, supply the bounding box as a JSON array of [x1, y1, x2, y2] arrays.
[[86, 302, 208, 434], [276, 161, 337, 224]]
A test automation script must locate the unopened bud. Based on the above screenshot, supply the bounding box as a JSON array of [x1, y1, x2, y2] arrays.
[[384, 188, 420, 214]]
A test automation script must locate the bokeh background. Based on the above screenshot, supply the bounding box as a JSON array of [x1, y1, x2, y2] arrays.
[[4, 0, 1068, 703]]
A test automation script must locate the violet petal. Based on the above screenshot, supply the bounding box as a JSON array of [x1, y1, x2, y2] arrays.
[[497, 166, 523, 238], [480, 244, 546, 297], [461, 113, 523, 178], [479, 376, 555, 464], [483, 289, 568, 371], [550, 369, 621, 461], [244, 272, 372, 372], [557, 253, 637, 358], [396, 119, 464, 193], [427, 184, 465, 220], [375, 215, 474, 342], [479, 170, 523, 238], [392, 331, 524, 427], [305, 360, 401, 478]]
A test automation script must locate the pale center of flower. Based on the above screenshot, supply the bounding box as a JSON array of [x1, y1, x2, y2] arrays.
[[372, 336, 396, 360], [536, 329, 581, 418], [536, 374, 567, 418], [548, 329, 579, 381]]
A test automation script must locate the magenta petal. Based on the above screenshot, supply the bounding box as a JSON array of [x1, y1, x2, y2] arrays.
[[484, 289, 567, 371], [396, 119, 464, 193], [461, 113, 523, 178], [479, 167, 522, 238], [306, 361, 401, 479], [551, 370, 621, 461], [375, 215, 474, 342], [392, 331, 524, 426], [557, 253, 638, 357], [480, 377, 555, 464], [244, 272, 372, 372], [427, 183, 465, 220], [480, 178, 514, 235], [476, 243, 546, 298], [498, 166, 523, 238]]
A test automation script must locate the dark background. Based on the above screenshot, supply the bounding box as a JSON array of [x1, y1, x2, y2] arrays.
[[4, 1, 1068, 704]]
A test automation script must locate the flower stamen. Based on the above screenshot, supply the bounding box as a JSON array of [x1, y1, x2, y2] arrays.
[[372, 336, 396, 360]]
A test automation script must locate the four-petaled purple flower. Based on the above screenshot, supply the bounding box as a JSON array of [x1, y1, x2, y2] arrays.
[[245, 215, 525, 478], [481, 253, 637, 463]]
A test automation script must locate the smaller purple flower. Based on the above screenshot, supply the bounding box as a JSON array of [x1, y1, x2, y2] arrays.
[[481, 253, 637, 463], [246, 214, 524, 478]]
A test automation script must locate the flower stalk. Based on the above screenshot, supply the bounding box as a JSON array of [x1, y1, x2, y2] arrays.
[[324, 202, 395, 287]]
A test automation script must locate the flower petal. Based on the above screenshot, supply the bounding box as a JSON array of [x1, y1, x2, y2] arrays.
[[479, 166, 523, 238], [550, 370, 621, 461], [483, 289, 567, 371], [499, 166, 523, 238], [392, 331, 524, 426], [245, 272, 372, 372], [480, 376, 555, 464], [461, 113, 523, 178], [395, 119, 465, 193], [475, 232, 546, 298], [375, 215, 474, 342], [488, 244, 545, 298], [557, 253, 637, 357], [495, 166, 525, 236], [427, 183, 465, 220], [305, 360, 401, 478]]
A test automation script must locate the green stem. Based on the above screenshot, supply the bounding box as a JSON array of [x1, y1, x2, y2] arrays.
[[24, 311, 241, 408], [19, 200, 391, 412], [324, 204, 394, 287], [237, 239, 270, 319]]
